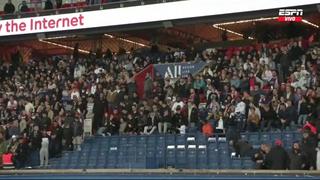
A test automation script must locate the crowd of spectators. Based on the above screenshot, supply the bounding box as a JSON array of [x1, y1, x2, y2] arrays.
[[3, 0, 56, 14], [2, 0, 140, 14], [0, 34, 319, 169]]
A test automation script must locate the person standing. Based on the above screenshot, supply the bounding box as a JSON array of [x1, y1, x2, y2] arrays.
[[288, 142, 306, 170], [72, 115, 83, 151], [20, 1, 29, 12], [3, 0, 15, 14], [39, 137, 49, 168], [265, 139, 289, 169], [44, 0, 53, 10], [14, 137, 29, 169], [56, 0, 62, 9]]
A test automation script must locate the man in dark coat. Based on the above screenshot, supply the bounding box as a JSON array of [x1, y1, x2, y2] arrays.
[[279, 49, 290, 81], [288, 142, 306, 170], [4, 0, 15, 14], [14, 137, 29, 169], [72, 116, 83, 151], [63, 112, 74, 150], [189, 102, 199, 128], [265, 139, 289, 169], [300, 131, 317, 169], [44, 0, 53, 10]]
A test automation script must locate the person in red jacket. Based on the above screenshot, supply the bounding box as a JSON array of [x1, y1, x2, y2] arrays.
[[202, 120, 213, 137]]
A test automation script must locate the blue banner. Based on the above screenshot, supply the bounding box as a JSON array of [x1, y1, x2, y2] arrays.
[[153, 61, 208, 78]]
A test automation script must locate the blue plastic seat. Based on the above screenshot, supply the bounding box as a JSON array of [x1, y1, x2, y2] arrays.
[[137, 136, 147, 144], [248, 133, 260, 144], [176, 134, 186, 145], [166, 134, 176, 145], [166, 146, 176, 167], [197, 145, 208, 169], [186, 145, 197, 169], [195, 134, 207, 145], [242, 158, 255, 169], [240, 133, 249, 141], [218, 142, 228, 150], [208, 141, 218, 150], [147, 136, 157, 145], [283, 132, 294, 148], [109, 137, 119, 147], [231, 158, 242, 169], [155, 149, 165, 168], [176, 147, 187, 168]]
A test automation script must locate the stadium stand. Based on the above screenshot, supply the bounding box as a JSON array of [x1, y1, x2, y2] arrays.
[[0, 34, 319, 171], [0, 1, 319, 178]]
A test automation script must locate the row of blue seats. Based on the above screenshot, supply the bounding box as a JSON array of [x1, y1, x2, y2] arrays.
[[51, 151, 254, 169], [50, 132, 301, 169], [84, 131, 301, 146]]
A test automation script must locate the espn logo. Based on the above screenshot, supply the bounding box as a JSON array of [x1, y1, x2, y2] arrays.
[[278, 9, 303, 22]]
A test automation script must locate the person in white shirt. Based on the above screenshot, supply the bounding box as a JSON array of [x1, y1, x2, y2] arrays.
[[171, 97, 185, 114], [40, 137, 49, 168]]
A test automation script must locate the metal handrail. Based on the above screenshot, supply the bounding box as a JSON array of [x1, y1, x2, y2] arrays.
[[1, 0, 184, 20]]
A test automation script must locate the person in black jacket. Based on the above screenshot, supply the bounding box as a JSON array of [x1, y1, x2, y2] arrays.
[[301, 131, 317, 170], [72, 115, 83, 151], [172, 106, 187, 134], [260, 104, 278, 131], [3, 0, 15, 14], [279, 49, 290, 81], [125, 113, 137, 134], [298, 96, 310, 126], [265, 139, 289, 169], [143, 105, 159, 135], [189, 102, 199, 128], [49, 121, 63, 158], [63, 112, 74, 151], [20, 0, 28, 12], [28, 125, 42, 167], [288, 142, 306, 170], [14, 137, 29, 169], [252, 143, 270, 169], [56, 0, 62, 9], [44, 0, 53, 10], [158, 102, 172, 133]]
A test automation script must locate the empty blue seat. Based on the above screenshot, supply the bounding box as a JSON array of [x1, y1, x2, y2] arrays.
[[176, 147, 187, 168], [147, 136, 157, 145], [137, 136, 147, 144], [219, 158, 231, 169], [242, 158, 255, 169], [197, 145, 207, 169], [96, 158, 107, 168], [166, 135, 176, 145], [294, 132, 302, 141], [283, 132, 294, 148], [176, 135, 186, 145], [231, 158, 242, 169], [240, 133, 249, 141], [196, 134, 207, 145], [186, 145, 197, 169], [218, 142, 228, 150], [166, 146, 176, 167], [109, 137, 119, 146], [260, 133, 270, 143], [248, 133, 260, 144], [128, 136, 137, 145], [155, 149, 165, 168]]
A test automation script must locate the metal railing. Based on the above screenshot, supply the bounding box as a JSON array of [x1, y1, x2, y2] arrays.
[[1, 0, 184, 20]]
